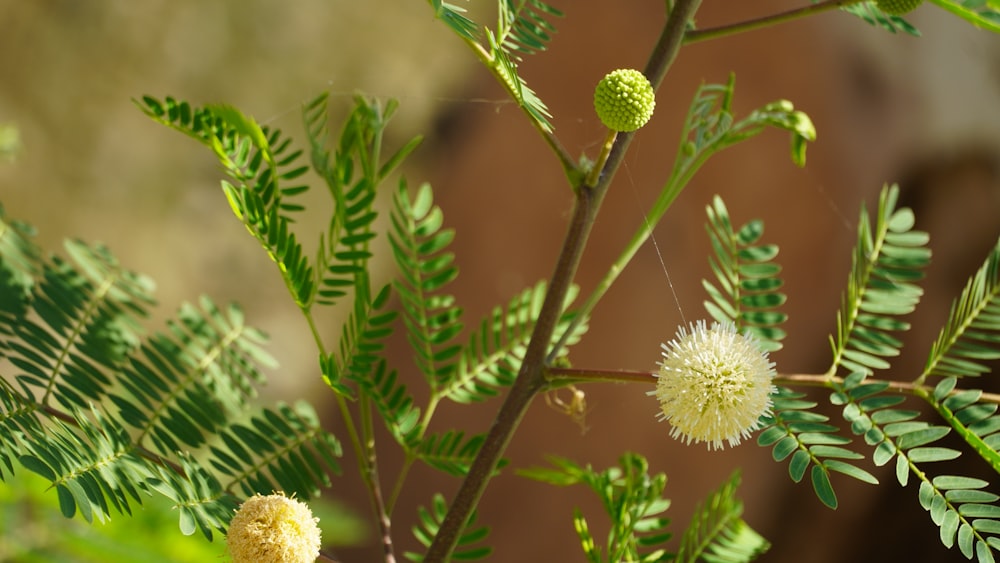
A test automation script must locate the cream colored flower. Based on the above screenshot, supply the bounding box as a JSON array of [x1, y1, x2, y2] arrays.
[[649, 321, 776, 450], [226, 492, 321, 563]]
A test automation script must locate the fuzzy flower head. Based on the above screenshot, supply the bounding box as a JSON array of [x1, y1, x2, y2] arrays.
[[226, 492, 321, 563], [649, 321, 776, 450], [593, 68, 656, 132]]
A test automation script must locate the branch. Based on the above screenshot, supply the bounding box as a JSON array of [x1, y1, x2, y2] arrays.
[[684, 0, 866, 45], [423, 1, 703, 560], [544, 368, 1000, 405]]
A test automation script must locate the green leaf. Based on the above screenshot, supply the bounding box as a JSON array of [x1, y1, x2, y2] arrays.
[[829, 185, 929, 376], [928, 0, 1000, 33], [676, 470, 770, 563], [702, 196, 787, 352], [840, 2, 921, 35], [924, 236, 1000, 379], [405, 493, 492, 561]]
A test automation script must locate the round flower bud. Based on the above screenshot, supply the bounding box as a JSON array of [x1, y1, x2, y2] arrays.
[[648, 321, 776, 450], [593, 69, 656, 132], [876, 0, 922, 15], [227, 492, 322, 563]]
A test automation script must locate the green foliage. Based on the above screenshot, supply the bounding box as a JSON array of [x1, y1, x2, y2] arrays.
[[928, 0, 1000, 33], [391, 179, 586, 406], [831, 372, 1000, 562], [0, 211, 340, 539], [405, 493, 492, 561], [8, 1, 1000, 561], [208, 401, 342, 499], [390, 181, 463, 394], [137, 95, 316, 307], [676, 471, 770, 563], [0, 469, 226, 562], [326, 283, 397, 398], [519, 453, 673, 563], [757, 386, 878, 509], [303, 92, 420, 308], [923, 236, 1000, 381], [444, 280, 584, 403], [429, 0, 560, 132], [840, 2, 921, 35], [702, 195, 788, 352], [829, 184, 931, 377], [655, 75, 815, 222]]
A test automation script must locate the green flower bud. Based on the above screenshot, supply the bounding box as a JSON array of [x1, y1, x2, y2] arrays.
[[875, 0, 922, 15], [593, 69, 655, 132]]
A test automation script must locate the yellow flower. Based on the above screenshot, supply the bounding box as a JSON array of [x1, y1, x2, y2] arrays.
[[226, 492, 322, 563], [649, 321, 776, 450]]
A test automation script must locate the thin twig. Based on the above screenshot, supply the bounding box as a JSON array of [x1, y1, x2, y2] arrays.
[[544, 367, 1000, 405], [684, 0, 865, 45]]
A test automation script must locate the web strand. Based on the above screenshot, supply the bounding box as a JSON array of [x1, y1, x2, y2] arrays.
[[624, 159, 687, 325]]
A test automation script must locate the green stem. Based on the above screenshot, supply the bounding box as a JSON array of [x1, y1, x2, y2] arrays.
[[386, 394, 441, 515], [423, 1, 702, 560], [359, 393, 396, 563], [585, 129, 618, 187], [683, 0, 866, 45]]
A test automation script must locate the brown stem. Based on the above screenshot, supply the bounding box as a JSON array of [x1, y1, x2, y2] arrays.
[[683, 0, 866, 45], [423, 1, 702, 560]]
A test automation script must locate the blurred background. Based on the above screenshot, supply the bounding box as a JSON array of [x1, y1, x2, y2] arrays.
[[3, 0, 1000, 561]]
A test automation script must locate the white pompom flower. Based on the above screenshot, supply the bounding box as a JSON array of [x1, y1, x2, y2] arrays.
[[649, 320, 776, 450], [226, 492, 322, 563]]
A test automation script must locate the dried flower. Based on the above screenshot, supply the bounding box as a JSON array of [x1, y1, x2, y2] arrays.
[[226, 492, 322, 563], [649, 321, 776, 450], [593, 68, 656, 132]]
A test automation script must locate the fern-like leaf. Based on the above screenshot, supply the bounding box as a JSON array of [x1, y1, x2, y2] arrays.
[[496, 0, 563, 59], [405, 492, 492, 561], [348, 359, 422, 449], [304, 94, 419, 307], [147, 453, 238, 539], [923, 236, 1000, 380], [703, 195, 787, 351], [676, 470, 769, 563], [829, 184, 930, 376], [428, 0, 479, 41], [0, 380, 39, 479], [519, 453, 672, 562], [209, 401, 341, 499], [758, 386, 878, 509], [138, 96, 317, 307], [922, 377, 1000, 478], [390, 181, 462, 391], [919, 476, 1000, 561], [325, 283, 397, 398], [112, 297, 274, 457], [840, 2, 921, 35], [831, 372, 1000, 561], [427, 0, 559, 132], [929, 0, 1000, 34], [0, 203, 39, 326], [18, 407, 155, 524], [0, 209, 341, 539], [10, 240, 155, 411], [415, 431, 499, 477]]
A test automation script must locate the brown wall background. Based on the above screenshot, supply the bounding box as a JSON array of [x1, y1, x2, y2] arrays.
[[3, 1, 1000, 561]]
